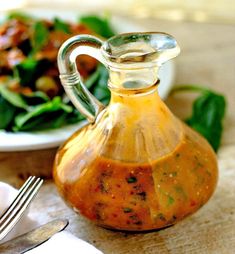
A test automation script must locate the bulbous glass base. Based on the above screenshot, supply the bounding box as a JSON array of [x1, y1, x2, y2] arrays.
[[54, 122, 218, 231]]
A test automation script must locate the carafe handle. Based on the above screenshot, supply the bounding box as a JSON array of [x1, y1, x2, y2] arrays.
[[57, 35, 106, 123]]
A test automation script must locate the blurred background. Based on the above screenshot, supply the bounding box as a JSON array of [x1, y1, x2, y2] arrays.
[[1, 0, 235, 24]]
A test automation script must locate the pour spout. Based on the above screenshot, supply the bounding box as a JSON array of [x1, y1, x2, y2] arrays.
[[101, 32, 180, 68], [101, 32, 180, 91]]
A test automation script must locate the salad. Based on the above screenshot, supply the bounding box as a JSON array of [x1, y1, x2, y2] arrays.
[[0, 12, 114, 132]]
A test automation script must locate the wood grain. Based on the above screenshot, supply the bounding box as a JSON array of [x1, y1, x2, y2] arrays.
[[1, 16, 235, 254]]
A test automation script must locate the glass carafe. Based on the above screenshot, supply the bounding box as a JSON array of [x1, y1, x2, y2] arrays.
[[54, 32, 218, 231]]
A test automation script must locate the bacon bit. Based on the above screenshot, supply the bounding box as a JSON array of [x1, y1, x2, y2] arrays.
[[20, 87, 33, 95], [76, 56, 97, 78], [7, 80, 21, 92], [44, 66, 59, 79], [0, 19, 29, 50], [6, 85, 33, 95], [35, 25, 97, 77], [70, 23, 94, 35]]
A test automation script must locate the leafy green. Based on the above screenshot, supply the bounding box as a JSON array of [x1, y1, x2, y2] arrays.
[[79, 15, 115, 38], [84, 66, 101, 89], [88, 64, 110, 104], [0, 85, 27, 109], [0, 64, 110, 132], [13, 97, 73, 131], [14, 58, 38, 87], [0, 14, 114, 132], [0, 95, 17, 129], [53, 17, 71, 34], [7, 12, 33, 22], [65, 108, 85, 124], [22, 91, 49, 105], [30, 21, 49, 54], [171, 85, 226, 151], [14, 58, 50, 87]]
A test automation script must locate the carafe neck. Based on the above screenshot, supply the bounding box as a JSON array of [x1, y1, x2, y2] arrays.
[[108, 66, 159, 92], [109, 82, 162, 113]]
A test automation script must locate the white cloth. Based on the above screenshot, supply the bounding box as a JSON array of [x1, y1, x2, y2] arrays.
[[0, 182, 103, 254], [26, 231, 103, 254]]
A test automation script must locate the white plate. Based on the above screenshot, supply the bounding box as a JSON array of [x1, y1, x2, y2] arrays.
[[0, 8, 175, 151]]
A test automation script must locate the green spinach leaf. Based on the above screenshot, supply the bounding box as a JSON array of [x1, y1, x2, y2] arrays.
[[31, 21, 49, 54], [13, 97, 73, 131], [171, 85, 226, 151], [22, 91, 49, 105], [65, 108, 85, 124], [7, 12, 33, 22], [0, 95, 17, 129], [89, 64, 110, 104], [53, 17, 71, 34], [85, 66, 101, 89], [79, 15, 115, 38], [14, 58, 38, 87], [14, 58, 51, 87], [0, 84, 27, 109]]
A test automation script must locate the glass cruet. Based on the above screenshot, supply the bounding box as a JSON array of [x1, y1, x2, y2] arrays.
[[53, 32, 218, 231]]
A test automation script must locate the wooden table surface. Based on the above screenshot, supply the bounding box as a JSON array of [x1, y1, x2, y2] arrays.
[[1, 16, 235, 254]]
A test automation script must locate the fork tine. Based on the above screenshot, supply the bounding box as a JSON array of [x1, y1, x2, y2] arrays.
[[0, 177, 43, 240], [0, 176, 35, 224], [0, 178, 43, 227]]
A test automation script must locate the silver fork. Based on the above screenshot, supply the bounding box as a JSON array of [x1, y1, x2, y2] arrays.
[[0, 176, 43, 241]]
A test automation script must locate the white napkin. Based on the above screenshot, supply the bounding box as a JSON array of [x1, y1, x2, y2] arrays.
[[0, 182, 103, 254], [26, 231, 103, 254]]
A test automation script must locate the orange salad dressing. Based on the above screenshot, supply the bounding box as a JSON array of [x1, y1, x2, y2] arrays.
[[54, 123, 217, 231]]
